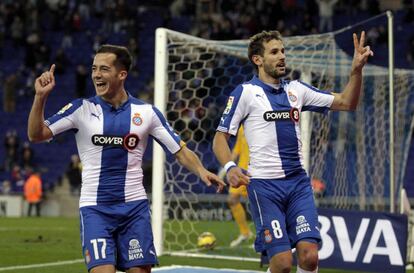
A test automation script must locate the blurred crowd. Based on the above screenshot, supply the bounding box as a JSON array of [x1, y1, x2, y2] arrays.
[[2, 129, 36, 194], [1, 0, 149, 114]]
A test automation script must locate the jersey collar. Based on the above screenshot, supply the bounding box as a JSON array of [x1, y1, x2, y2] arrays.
[[250, 75, 285, 94], [95, 92, 132, 112]]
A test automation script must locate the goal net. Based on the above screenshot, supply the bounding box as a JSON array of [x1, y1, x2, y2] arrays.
[[152, 14, 414, 258]]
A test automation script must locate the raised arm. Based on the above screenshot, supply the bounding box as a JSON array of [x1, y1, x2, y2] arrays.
[[331, 31, 374, 111], [28, 64, 56, 142], [175, 142, 225, 192], [213, 131, 250, 188]]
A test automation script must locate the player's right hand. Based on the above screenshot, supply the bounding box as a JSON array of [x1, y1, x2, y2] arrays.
[[34, 64, 56, 96], [226, 167, 250, 188], [198, 168, 226, 193]]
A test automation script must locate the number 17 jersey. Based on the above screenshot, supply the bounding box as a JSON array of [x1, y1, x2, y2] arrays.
[[45, 94, 181, 208]]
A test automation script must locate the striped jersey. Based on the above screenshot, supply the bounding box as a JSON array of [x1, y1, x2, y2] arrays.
[[45, 94, 181, 208], [217, 75, 334, 179]]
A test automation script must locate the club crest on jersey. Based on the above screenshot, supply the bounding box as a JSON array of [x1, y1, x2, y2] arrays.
[[264, 229, 272, 243], [223, 96, 234, 114], [296, 215, 311, 235], [128, 239, 144, 260], [57, 103, 73, 114], [263, 108, 299, 123], [288, 91, 297, 102], [132, 113, 143, 126], [92, 133, 139, 151]]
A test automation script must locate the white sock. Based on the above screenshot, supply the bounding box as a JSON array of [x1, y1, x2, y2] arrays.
[[297, 266, 318, 273], [266, 268, 271, 273]]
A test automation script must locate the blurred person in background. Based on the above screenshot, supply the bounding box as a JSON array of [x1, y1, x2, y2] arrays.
[[316, 0, 338, 32], [3, 130, 19, 171], [20, 141, 35, 169], [75, 64, 88, 98], [66, 154, 82, 196], [24, 169, 42, 217], [1, 180, 11, 195], [10, 164, 25, 192], [311, 178, 326, 206], [3, 73, 19, 113]]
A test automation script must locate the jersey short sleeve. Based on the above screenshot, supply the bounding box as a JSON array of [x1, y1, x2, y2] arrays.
[[296, 81, 334, 113], [45, 99, 84, 136], [216, 85, 249, 136], [149, 106, 182, 154]]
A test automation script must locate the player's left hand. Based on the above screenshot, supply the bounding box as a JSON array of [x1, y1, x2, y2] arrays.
[[352, 31, 374, 72], [227, 167, 250, 188], [199, 169, 226, 193]]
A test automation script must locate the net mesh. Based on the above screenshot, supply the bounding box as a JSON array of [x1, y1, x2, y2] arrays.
[[156, 20, 414, 256]]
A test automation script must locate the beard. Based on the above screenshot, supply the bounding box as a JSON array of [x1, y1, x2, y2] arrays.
[[263, 62, 286, 79]]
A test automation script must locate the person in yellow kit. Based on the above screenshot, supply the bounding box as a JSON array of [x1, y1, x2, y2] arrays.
[[226, 125, 253, 247], [24, 169, 43, 217]]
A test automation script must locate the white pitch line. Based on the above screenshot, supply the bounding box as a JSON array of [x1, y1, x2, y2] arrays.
[[0, 259, 84, 271], [151, 265, 265, 272], [0, 227, 70, 231], [0, 257, 263, 272], [0, 259, 146, 273], [166, 252, 260, 263]]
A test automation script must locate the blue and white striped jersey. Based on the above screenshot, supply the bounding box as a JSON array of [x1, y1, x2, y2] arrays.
[[217, 75, 334, 179], [45, 94, 181, 208]]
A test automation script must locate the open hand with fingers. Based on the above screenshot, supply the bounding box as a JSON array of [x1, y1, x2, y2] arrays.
[[199, 169, 226, 193], [34, 64, 56, 97], [352, 31, 374, 72]]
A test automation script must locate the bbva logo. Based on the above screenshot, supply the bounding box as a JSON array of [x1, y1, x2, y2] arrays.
[[318, 215, 404, 266]]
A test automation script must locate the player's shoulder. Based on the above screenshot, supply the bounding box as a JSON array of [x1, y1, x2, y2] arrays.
[[130, 97, 158, 112], [129, 96, 151, 107], [67, 97, 86, 107], [232, 76, 263, 96], [85, 96, 102, 106], [291, 80, 321, 92], [55, 98, 86, 116], [128, 96, 163, 116], [80, 96, 106, 111], [283, 79, 301, 88], [243, 76, 261, 89]]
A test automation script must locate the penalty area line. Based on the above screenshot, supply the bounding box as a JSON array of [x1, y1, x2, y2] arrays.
[[0, 259, 131, 273]]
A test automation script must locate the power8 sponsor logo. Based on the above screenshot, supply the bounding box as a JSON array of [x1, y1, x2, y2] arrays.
[[263, 108, 299, 122], [92, 133, 139, 151]]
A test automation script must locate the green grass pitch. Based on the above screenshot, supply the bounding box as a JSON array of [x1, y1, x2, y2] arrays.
[[0, 217, 411, 273]]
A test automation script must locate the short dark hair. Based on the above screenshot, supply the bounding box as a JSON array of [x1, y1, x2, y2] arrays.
[[96, 44, 132, 72], [248, 31, 283, 70]]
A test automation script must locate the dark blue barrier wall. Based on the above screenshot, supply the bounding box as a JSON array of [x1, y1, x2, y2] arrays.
[[318, 208, 407, 273]]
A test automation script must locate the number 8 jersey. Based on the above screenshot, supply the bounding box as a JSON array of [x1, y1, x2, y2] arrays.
[[217, 75, 334, 179], [45, 94, 181, 208]]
